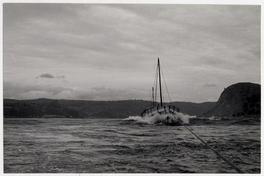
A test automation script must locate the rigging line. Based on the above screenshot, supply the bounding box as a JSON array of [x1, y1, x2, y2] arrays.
[[160, 67, 172, 103], [152, 62, 158, 103], [183, 125, 244, 173], [154, 64, 158, 103], [152, 62, 157, 89]]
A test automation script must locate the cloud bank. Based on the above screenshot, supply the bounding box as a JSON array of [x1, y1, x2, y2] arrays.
[[3, 4, 260, 102]]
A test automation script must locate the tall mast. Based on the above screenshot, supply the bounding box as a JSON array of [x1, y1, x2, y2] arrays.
[[158, 58, 163, 106]]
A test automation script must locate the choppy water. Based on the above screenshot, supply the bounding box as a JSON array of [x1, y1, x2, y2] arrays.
[[4, 118, 260, 173]]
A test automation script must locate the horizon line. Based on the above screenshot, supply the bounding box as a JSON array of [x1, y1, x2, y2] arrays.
[[3, 97, 217, 103]]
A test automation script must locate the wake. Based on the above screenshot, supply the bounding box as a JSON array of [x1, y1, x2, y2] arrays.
[[123, 112, 196, 125]]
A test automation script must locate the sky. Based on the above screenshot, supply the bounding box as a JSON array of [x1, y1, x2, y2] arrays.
[[3, 4, 260, 102]]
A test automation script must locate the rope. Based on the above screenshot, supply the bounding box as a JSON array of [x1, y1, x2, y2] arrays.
[[183, 125, 244, 173]]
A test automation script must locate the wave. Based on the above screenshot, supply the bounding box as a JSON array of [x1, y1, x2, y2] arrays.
[[124, 112, 196, 125]]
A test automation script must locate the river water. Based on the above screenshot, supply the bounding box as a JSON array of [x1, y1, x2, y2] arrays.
[[4, 118, 260, 173]]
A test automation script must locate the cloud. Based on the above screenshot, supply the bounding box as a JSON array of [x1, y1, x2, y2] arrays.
[[3, 81, 148, 101], [3, 81, 72, 99], [36, 73, 65, 79], [37, 73, 55, 79]]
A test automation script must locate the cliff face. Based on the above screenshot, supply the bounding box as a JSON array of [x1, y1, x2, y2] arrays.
[[205, 82, 260, 117]]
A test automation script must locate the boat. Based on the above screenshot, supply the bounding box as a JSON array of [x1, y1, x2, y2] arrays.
[[140, 58, 183, 125]]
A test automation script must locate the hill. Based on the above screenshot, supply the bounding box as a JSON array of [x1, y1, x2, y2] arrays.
[[4, 99, 215, 118], [204, 82, 260, 117]]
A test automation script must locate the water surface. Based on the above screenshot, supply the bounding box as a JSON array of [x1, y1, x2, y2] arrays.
[[4, 118, 260, 173]]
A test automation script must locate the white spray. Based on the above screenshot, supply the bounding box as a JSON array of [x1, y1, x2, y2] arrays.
[[124, 112, 196, 125]]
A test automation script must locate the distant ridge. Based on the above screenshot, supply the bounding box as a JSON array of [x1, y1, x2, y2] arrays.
[[4, 99, 215, 118], [4, 82, 259, 119], [204, 82, 260, 117]]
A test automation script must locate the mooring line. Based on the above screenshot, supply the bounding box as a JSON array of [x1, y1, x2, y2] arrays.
[[183, 125, 244, 173]]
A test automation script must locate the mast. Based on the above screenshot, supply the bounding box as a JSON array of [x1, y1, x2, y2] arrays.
[[158, 58, 163, 106]]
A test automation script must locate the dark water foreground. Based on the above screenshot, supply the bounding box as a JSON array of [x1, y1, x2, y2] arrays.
[[4, 118, 260, 173]]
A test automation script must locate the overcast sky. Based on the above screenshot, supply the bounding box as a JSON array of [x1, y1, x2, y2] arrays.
[[3, 4, 260, 102]]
